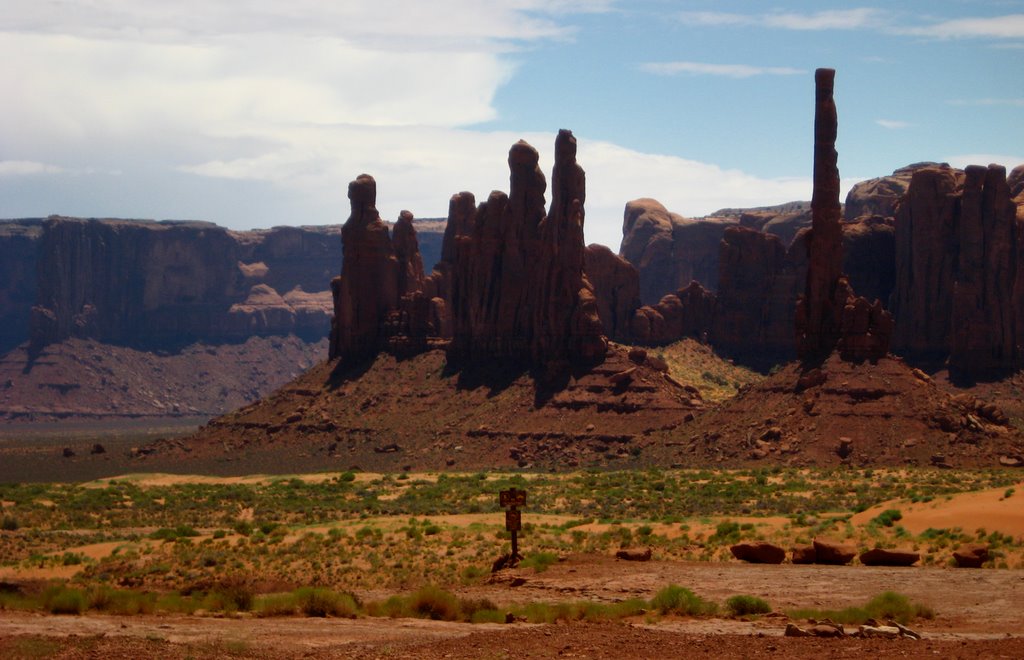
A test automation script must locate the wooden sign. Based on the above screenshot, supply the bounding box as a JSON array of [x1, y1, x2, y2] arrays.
[[499, 488, 526, 508], [505, 509, 522, 532]]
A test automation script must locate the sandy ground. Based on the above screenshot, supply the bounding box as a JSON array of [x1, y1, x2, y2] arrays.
[[3, 557, 1023, 658], [852, 484, 1024, 536]]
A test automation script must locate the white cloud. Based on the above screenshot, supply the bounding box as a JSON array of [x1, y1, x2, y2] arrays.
[[947, 98, 1024, 107], [902, 14, 1024, 40], [0, 161, 63, 176], [1, 0, 610, 48], [177, 123, 814, 251], [875, 119, 911, 130], [677, 8, 886, 31], [764, 8, 886, 31], [945, 154, 1024, 170], [640, 61, 803, 78]]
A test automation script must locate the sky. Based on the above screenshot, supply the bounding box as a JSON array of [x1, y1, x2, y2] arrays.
[[2, 1, 1022, 251]]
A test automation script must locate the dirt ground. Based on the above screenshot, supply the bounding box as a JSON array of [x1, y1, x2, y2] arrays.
[[2, 557, 1023, 658]]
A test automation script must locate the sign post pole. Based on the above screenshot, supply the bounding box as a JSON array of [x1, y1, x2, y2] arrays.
[[499, 487, 526, 563]]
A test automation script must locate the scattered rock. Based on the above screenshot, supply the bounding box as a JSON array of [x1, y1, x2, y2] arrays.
[[998, 455, 1023, 468], [730, 542, 786, 564], [790, 544, 816, 564], [615, 547, 652, 562], [858, 548, 920, 567], [89, 443, 106, 455], [61, 447, 75, 458], [812, 538, 857, 565], [952, 544, 989, 568]]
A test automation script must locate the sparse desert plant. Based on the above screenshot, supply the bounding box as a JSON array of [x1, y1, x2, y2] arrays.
[[410, 585, 462, 621], [872, 509, 903, 527], [42, 584, 87, 615], [519, 551, 558, 573], [650, 584, 718, 616], [294, 587, 358, 618], [726, 595, 771, 616], [1, 515, 18, 531]]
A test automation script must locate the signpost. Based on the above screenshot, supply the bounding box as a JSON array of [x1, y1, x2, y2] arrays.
[[499, 487, 526, 562]]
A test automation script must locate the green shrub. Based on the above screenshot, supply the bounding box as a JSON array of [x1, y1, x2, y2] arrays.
[[43, 585, 87, 615], [650, 584, 718, 616], [872, 509, 903, 527], [864, 591, 933, 624], [726, 595, 771, 616], [519, 551, 558, 573], [294, 587, 358, 618], [410, 585, 461, 621], [233, 521, 253, 536], [1, 515, 18, 531]]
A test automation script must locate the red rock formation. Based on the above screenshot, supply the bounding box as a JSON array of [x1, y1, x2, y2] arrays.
[[714, 227, 798, 363], [329, 174, 400, 360], [448, 130, 606, 368], [619, 199, 737, 303], [889, 167, 963, 358], [0, 220, 41, 354], [392, 210, 425, 298], [796, 68, 891, 364], [584, 244, 641, 342], [949, 164, 1018, 376], [796, 68, 846, 361], [843, 163, 947, 221], [842, 216, 895, 305]]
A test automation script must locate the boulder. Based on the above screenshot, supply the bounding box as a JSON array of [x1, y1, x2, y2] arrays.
[[790, 544, 816, 564], [952, 543, 989, 568], [812, 538, 856, 565], [858, 548, 920, 567], [615, 547, 652, 562], [729, 541, 786, 564]]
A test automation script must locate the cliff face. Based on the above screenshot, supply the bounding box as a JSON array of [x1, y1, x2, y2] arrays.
[[1, 216, 443, 353], [0, 220, 43, 354]]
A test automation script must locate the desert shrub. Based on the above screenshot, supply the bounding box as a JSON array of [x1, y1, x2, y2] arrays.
[[865, 591, 933, 624], [255, 592, 298, 617], [205, 577, 254, 612], [650, 584, 718, 616], [233, 521, 253, 536], [410, 585, 461, 621], [788, 591, 934, 625], [458, 596, 498, 620], [340, 471, 356, 482], [726, 595, 771, 616], [88, 586, 156, 615], [470, 608, 506, 623], [42, 585, 87, 615], [872, 509, 903, 527], [709, 521, 741, 545], [1, 515, 18, 531], [294, 587, 358, 618], [519, 551, 558, 573]]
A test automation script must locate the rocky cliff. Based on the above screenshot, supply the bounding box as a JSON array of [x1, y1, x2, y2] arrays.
[[0, 216, 444, 353], [0, 220, 42, 354]]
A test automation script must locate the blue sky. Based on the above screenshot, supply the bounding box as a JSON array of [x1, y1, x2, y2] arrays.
[[2, 1, 1022, 250]]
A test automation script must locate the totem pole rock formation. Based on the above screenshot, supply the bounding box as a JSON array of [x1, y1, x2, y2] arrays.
[[796, 68, 891, 364], [330, 175, 430, 360], [448, 130, 606, 369]]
